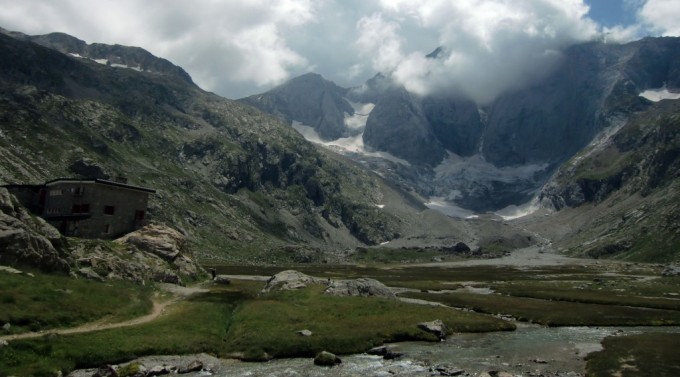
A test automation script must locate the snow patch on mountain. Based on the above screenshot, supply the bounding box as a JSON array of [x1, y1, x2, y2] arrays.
[[495, 198, 541, 220], [69, 52, 144, 72], [639, 87, 680, 102], [291, 122, 411, 166], [344, 101, 375, 130], [425, 197, 478, 219], [291, 101, 411, 166]]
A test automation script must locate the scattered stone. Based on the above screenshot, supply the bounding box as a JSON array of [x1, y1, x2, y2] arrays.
[[78, 267, 105, 282], [366, 345, 403, 359], [2, 322, 10, 331], [314, 351, 342, 366], [431, 364, 465, 376], [367, 345, 389, 356], [662, 265, 680, 277], [213, 275, 231, 285], [297, 329, 313, 337], [116, 362, 147, 377], [417, 319, 448, 340], [92, 365, 118, 377], [531, 358, 548, 364], [153, 271, 182, 285], [383, 349, 404, 360], [453, 242, 471, 253], [432, 257, 444, 262], [324, 278, 396, 299], [0, 265, 22, 274], [177, 360, 203, 374], [146, 365, 171, 376]]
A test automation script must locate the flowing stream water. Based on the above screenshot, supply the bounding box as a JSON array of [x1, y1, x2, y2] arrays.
[[123, 325, 680, 377]]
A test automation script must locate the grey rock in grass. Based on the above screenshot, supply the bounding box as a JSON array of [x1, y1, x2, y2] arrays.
[[324, 278, 395, 299], [314, 351, 342, 366], [261, 270, 324, 293], [177, 360, 203, 374], [367, 345, 404, 360], [453, 242, 471, 253], [297, 329, 313, 336], [213, 275, 231, 284], [92, 365, 118, 377], [2, 322, 10, 331], [662, 265, 680, 277], [146, 365, 171, 376], [418, 319, 448, 340], [430, 364, 465, 376], [0, 339, 8, 347], [78, 267, 105, 282]]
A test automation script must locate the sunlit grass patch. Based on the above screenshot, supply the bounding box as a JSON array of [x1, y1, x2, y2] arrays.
[[402, 291, 680, 326], [224, 285, 514, 360], [0, 272, 153, 335], [0, 280, 260, 377]]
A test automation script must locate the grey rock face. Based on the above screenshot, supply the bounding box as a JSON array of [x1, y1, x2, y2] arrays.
[[116, 224, 187, 262], [324, 278, 396, 299], [417, 319, 448, 340], [177, 360, 203, 374], [362, 88, 446, 166], [260, 270, 324, 293], [314, 351, 342, 366], [240, 73, 354, 140], [0, 188, 71, 273]]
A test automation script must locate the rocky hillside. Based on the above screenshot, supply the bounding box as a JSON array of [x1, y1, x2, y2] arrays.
[[0, 29, 480, 264], [528, 98, 680, 262]]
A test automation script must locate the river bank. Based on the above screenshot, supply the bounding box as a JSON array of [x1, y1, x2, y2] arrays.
[[67, 326, 680, 377]]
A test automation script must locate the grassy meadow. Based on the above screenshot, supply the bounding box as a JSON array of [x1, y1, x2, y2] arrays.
[[1, 262, 679, 376]]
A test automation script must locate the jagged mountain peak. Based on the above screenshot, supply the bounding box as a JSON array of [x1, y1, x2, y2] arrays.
[[239, 72, 354, 141]]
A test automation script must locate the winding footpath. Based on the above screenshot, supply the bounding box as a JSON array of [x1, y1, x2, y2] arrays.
[[0, 284, 207, 342]]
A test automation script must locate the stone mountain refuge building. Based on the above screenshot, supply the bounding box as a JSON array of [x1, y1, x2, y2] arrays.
[[3, 178, 155, 239]]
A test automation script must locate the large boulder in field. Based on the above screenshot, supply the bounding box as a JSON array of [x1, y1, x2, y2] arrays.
[[324, 278, 395, 299], [314, 351, 342, 366], [116, 224, 186, 262], [418, 319, 448, 340], [261, 270, 325, 293]]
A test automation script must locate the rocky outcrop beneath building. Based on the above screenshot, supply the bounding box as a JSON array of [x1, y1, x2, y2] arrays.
[[70, 223, 204, 285], [0, 188, 71, 272], [116, 224, 187, 263]]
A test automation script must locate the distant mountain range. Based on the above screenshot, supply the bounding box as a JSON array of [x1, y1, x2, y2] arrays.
[[1, 27, 678, 263], [240, 37, 680, 262], [241, 38, 680, 214]]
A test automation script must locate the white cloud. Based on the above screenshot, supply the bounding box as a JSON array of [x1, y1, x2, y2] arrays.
[[356, 0, 600, 104], [602, 24, 642, 43], [639, 0, 680, 36], [0, 0, 672, 100], [0, 0, 316, 96]]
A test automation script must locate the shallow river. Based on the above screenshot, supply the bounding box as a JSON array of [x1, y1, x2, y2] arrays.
[[127, 325, 680, 377]]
